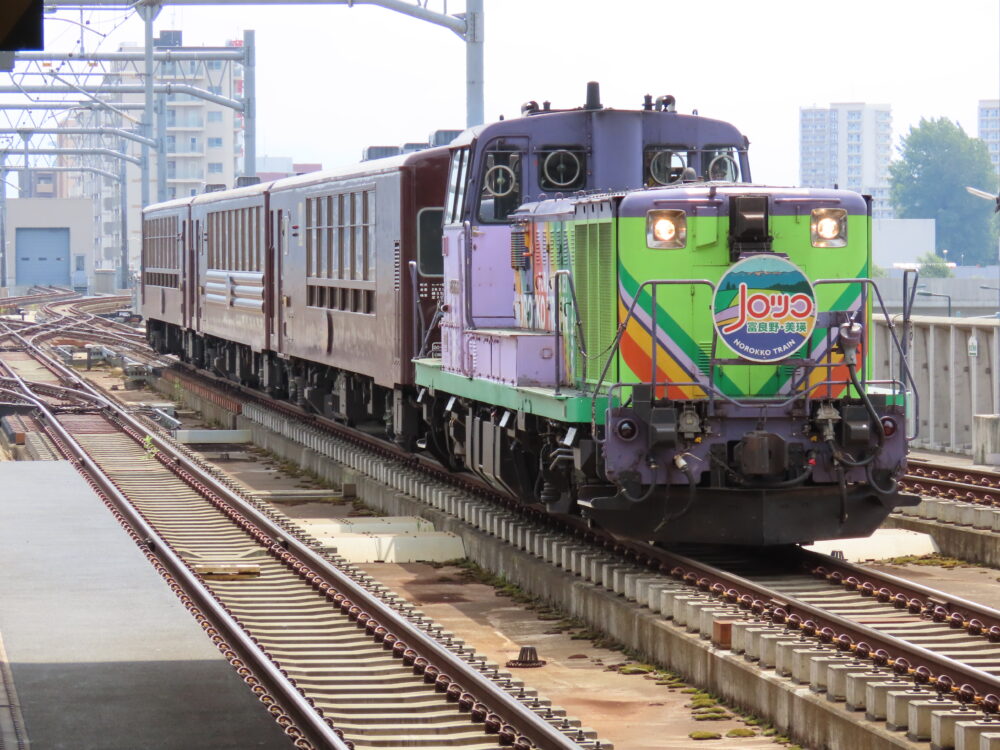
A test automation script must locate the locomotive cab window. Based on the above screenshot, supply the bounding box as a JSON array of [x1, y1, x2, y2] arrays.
[[477, 139, 525, 223], [644, 145, 693, 186], [445, 147, 470, 225], [537, 145, 587, 192], [417, 207, 444, 276], [702, 146, 742, 182]]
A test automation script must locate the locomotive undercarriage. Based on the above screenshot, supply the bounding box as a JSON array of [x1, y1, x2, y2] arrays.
[[414, 388, 589, 512]]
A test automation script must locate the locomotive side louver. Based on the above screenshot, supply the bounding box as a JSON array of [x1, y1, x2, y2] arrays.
[[510, 229, 529, 269]]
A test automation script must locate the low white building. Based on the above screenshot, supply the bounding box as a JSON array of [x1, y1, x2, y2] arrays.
[[872, 218, 935, 268], [2, 198, 94, 293]]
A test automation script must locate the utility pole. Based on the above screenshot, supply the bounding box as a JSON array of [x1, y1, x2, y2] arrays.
[[20, 132, 31, 199], [0, 152, 7, 289], [138, 2, 162, 212], [243, 29, 256, 180], [463, 0, 483, 127], [119, 138, 129, 289]]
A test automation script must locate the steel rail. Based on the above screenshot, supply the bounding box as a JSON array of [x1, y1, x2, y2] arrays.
[[0, 287, 78, 312], [91, 322, 1000, 729], [103, 394, 585, 750], [0, 350, 351, 750], [795, 547, 1000, 631], [654, 546, 1000, 704], [161, 359, 1000, 712], [904, 460, 1000, 506], [11, 326, 585, 750]]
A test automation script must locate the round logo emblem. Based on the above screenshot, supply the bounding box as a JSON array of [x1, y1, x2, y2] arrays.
[[712, 255, 817, 363]]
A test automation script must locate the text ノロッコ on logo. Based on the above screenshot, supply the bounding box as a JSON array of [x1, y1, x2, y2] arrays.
[[712, 256, 817, 363]]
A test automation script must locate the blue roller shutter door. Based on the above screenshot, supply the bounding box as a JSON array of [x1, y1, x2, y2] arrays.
[[15, 228, 71, 286]]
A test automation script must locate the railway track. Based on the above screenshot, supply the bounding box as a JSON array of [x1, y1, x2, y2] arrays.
[[11, 309, 1000, 747], [0, 323, 601, 750], [903, 457, 1000, 507], [158, 362, 1000, 747], [0, 285, 77, 314]]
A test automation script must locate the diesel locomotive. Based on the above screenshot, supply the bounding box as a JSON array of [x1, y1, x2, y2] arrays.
[[143, 83, 917, 545]]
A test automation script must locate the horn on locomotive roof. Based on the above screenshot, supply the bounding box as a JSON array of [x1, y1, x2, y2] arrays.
[[655, 95, 676, 113], [584, 81, 602, 110]]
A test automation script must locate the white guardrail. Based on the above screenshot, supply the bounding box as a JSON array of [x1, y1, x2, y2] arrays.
[[873, 315, 1000, 457]]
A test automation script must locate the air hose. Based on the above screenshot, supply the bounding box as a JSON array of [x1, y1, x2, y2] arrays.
[[825, 322, 886, 469]]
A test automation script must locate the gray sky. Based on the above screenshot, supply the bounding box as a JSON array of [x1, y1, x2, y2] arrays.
[[39, 0, 1000, 186]]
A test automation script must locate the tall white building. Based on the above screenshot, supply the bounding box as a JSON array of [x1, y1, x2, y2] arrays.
[[979, 99, 1000, 176], [57, 30, 246, 281], [799, 103, 893, 219]]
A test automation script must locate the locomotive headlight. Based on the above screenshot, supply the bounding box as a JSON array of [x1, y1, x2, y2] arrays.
[[816, 217, 840, 239], [654, 217, 677, 241], [646, 209, 687, 249], [810, 208, 848, 247]]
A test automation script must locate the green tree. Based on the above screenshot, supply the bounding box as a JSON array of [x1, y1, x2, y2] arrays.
[[890, 118, 998, 265], [916, 250, 952, 278]]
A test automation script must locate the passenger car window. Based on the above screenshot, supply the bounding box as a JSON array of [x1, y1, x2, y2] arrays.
[[417, 208, 444, 276]]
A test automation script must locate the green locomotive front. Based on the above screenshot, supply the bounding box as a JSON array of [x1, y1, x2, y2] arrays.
[[413, 88, 916, 545]]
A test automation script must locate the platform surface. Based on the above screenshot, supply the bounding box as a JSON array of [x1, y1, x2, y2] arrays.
[[0, 460, 292, 750]]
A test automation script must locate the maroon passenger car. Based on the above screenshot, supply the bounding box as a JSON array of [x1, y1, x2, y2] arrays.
[[143, 147, 449, 441]]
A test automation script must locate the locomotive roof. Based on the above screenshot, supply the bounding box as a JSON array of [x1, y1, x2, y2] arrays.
[[462, 107, 746, 148]]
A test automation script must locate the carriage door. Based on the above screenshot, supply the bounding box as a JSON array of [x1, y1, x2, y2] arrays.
[[193, 219, 202, 330], [269, 209, 285, 353], [182, 219, 193, 329]]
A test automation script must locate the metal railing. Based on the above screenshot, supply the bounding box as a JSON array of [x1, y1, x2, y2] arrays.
[[588, 276, 918, 438]]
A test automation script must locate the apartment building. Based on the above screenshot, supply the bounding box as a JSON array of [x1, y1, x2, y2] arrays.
[[979, 99, 1000, 176], [799, 103, 893, 219], [57, 30, 246, 281]]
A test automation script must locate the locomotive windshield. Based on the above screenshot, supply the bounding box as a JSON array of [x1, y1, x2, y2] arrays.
[[644, 144, 746, 184], [645, 146, 691, 185], [702, 145, 742, 181], [537, 145, 587, 191], [477, 139, 526, 223], [444, 147, 469, 224]]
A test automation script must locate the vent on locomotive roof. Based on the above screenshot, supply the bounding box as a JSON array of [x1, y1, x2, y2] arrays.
[[236, 175, 260, 188], [204, 183, 227, 193]]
